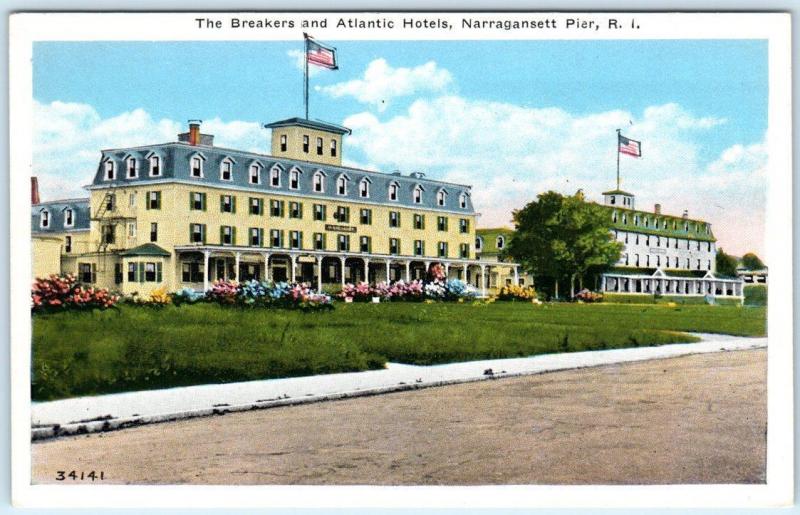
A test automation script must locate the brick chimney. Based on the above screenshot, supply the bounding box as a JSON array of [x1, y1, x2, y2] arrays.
[[188, 119, 201, 146], [31, 177, 40, 205], [654, 203, 661, 215]]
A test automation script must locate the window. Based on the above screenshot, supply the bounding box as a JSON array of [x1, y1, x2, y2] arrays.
[[316, 137, 323, 155], [337, 175, 348, 195], [459, 218, 470, 234], [656, 255, 661, 267], [220, 226, 234, 246], [280, 134, 287, 152], [143, 262, 158, 282], [102, 225, 115, 244], [644, 218, 649, 228], [359, 178, 370, 198], [270, 200, 285, 217], [190, 192, 207, 211], [182, 263, 204, 283], [220, 195, 235, 213], [624, 254, 629, 265], [270, 166, 281, 187], [359, 235, 372, 253], [334, 206, 350, 223], [289, 231, 302, 249], [414, 240, 424, 256], [697, 259, 701, 270], [249, 197, 263, 215], [389, 238, 400, 255], [129, 192, 137, 207], [674, 238, 679, 249], [128, 222, 137, 238], [646, 255, 650, 267], [437, 216, 448, 231], [104, 159, 115, 180], [190, 223, 206, 243], [389, 182, 399, 201], [289, 201, 303, 219], [496, 235, 505, 249], [437, 241, 448, 258], [413, 186, 423, 204], [330, 139, 337, 157], [314, 232, 325, 250], [622, 214, 628, 224], [635, 234, 639, 245], [413, 214, 425, 230], [105, 193, 116, 212], [303, 135, 309, 153], [686, 258, 690, 269], [126, 156, 138, 178], [270, 229, 283, 248], [707, 242, 712, 252], [389, 211, 400, 228], [360, 208, 372, 225], [249, 227, 263, 247], [612, 212, 618, 223], [459, 193, 467, 209], [437, 189, 447, 207], [79, 263, 96, 283], [708, 260, 712, 270], [684, 222, 689, 231], [191, 156, 203, 178], [624, 233, 629, 244], [249, 164, 261, 184], [313, 171, 325, 192], [150, 222, 158, 242], [610, 195, 616, 205], [63, 208, 74, 228], [313, 203, 326, 221], [219, 159, 233, 181], [460, 243, 469, 259], [696, 240, 701, 250], [634, 215, 639, 226], [475, 236, 483, 251], [337, 234, 350, 252], [65, 235, 72, 253], [634, 254, 640, 266], [655, 236, 660, 247], [145, 191, 160, 210], [290, 169, 300, 190]]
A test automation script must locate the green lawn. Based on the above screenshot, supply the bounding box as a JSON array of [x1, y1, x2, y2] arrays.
[[32, 302, 766, 401]]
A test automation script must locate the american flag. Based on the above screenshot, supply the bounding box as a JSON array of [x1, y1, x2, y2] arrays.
[[618, 134, 642, 157], [306, 36, 337, 70]]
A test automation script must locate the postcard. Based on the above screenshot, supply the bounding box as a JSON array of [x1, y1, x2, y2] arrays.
[[9, 11, 793, 509]]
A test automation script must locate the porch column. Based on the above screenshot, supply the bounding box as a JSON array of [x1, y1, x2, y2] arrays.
[[203, 250, 210, 292], [339, 256, 346, 288], [444, 263, 450, 279], [364, 258, 370, 284], [263, 253, 271, 282], [616, 277, 622, 292], [405, 261, 411, 282], [234, 252, 241, 281], [601, 275, 607, 292], [385, 260, 391, 283], [424, 261, 431, 277], [513, 265, 519, 285], [463, 263, 468, 282], [480, 264, 487, 297], [290, 254, 296, 283], [316, 256, 322, 293]]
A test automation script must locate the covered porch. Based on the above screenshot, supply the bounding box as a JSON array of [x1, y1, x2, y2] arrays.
[[601, 269, 745, 300]]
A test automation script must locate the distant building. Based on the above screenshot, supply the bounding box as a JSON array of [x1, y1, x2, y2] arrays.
[[475, 228, 532, 289]]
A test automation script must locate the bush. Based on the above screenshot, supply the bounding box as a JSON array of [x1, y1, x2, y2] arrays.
[[575, 289, 603, 303], [31, 274, 119, 313], [338, 281, 373, 302], [173, 287, 205, 306], [497, 284, 538, 302], [205, 280, 333, 311]]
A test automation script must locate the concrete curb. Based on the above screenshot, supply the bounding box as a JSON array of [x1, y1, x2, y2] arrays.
[[31, 338, 766, 441]]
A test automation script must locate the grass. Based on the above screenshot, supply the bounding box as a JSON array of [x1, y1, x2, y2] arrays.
[[32, 302, 766, 401]]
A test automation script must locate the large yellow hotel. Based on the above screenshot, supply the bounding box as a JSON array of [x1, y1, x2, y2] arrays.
[[31, 118, 523, 296]]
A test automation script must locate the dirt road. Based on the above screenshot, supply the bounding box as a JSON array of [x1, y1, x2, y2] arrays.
[[32, 349, 766, 485]]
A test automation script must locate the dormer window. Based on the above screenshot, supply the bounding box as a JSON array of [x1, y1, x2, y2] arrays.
[[270, 166, 281, 187], [249, 163, 261, 184], [496, 235, 505, 250], [437, 189, 447, 207], [104, 159, 115, 180], [330, 139, 337, 157], [413, 186, 423, 204], [126, 156, 137, 178], [475, 236, 483, 251], [191, 156, 203, 178], [149, 155, 161, 177], [64, 208, 74, 228], [39, 210, 50, 228], [337, 175, 348, 195], [313, 171, 325, 192], [459, 192, 467, 209], [389, 182, 399, 201], [290, 169, 300, 190], [280, 134, 287, 152], [220, 158, 234, 181], [359, 178, 370, 198]]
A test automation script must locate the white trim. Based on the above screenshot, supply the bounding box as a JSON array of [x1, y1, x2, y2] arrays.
[[189, 152, 206, 178], [248, 161, 262, 185], [62, 207, 74, 228], [358, 177, 371, 198], [102, 157, 116, 181], [289, 166, 303, 190], [219, 156, 235, 182], [124, 154, 138, 179], [269, 163, 284, 188], [38, 209, 50, 229]]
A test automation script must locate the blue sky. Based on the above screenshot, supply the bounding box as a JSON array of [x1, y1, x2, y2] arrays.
[[32, 39, 768, 255]]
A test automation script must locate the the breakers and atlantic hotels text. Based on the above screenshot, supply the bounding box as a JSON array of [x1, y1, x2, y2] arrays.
[[194, 16, 641, 32]]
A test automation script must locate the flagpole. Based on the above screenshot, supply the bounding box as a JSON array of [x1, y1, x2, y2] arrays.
[[616, 128, 621, 190], [304, 34, 309, 120]]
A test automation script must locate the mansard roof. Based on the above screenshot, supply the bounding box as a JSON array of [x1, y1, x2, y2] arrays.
[[602, 204, 716, 242], [89, 142, 475, 214], [31, 198, 90, 234]]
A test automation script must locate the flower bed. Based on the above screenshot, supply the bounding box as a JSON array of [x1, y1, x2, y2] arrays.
[[31, 274, 119, 312], [205, 280, 333, 311], [339, 278, 475, 302], [497, 284, 538, 302], [575, 289, 603, 303]]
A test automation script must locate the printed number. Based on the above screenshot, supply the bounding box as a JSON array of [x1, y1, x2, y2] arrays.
[[55, 470, 105, 481]]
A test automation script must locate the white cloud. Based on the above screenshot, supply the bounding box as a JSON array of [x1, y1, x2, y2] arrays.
[[320, 59, 453, 111], [343, 97, 765, 256]]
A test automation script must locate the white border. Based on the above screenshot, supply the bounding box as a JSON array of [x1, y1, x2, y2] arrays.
[[9, 11, 793, 508]]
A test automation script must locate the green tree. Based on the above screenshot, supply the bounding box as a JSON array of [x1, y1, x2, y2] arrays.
[[508, 191, 624, 298], [741, 252, 765, 270], [715, 248, 739, 277]]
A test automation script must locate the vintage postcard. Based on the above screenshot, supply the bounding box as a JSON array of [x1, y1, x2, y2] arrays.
[[9, 11, 792, 509]]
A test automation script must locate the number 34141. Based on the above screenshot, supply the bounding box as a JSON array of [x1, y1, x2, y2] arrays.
[[55, 470, 105, 481]]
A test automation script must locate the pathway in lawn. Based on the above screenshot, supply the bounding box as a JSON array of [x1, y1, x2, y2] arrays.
[[32, 348, 767, 485], [32, 333, 765, 440]]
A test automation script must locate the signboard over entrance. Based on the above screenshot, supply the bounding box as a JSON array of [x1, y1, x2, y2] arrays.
[[325, 224, 356, 233]]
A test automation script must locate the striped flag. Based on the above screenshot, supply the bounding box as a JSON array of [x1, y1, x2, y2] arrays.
[[618, 133, 642, 157], [306, 35, 337, 70]]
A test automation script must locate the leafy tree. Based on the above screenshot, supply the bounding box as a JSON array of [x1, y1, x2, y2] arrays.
[[715, 248, 739, 277], [508, 191, 624, 298], [741, 252, 765, 270]]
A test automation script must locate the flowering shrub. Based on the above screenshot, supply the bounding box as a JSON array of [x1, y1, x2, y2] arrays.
[[173, 287, 205, 306], [387, 280, 425, 301], [443, 279, 477, 300], [575, 289, 603, 303], [206, 279, 332, 311], [31, 274, 119, 312], [497, 284, 538, 302], [338, 281, 373, 302], [206, 280, 239, 305], [428, 263, 447, 282]]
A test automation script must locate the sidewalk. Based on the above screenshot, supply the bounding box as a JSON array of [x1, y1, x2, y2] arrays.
[[32, 333, 766, 440]]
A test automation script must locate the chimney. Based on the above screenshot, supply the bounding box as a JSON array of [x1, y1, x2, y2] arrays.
[[188, 119, 201, 146], [31, 177, 40, 205], [682, 209, 689, 219], [654, 203, 661, 215]]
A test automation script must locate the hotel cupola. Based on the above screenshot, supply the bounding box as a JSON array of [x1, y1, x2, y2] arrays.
[[263, 118, 351, 166], [603, 189, 635, 209]]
